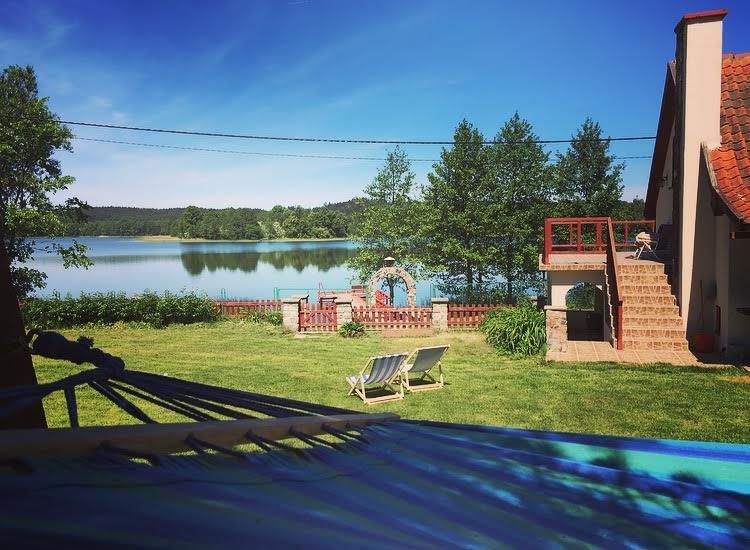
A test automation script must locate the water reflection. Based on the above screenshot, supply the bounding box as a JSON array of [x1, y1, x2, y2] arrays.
[[179, 246, 357, 275]]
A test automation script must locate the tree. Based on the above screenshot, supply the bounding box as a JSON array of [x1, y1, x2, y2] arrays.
[[554, 118, 624, 217], [420, 120, 494, 299], [348, 146, 420, 304], [487, 113, 551, 303], [1, 64, 89, 428], [0, 65, 90, 298]]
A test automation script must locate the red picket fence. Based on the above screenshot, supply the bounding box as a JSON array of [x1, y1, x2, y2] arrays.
[[299, 303, 338, 332], [448, 304, 502, 328], [212, 300, 282, 318], [352, 306, 432, 330]]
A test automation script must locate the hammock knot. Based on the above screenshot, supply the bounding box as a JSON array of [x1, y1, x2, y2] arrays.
[[28, 330, 125, 377]]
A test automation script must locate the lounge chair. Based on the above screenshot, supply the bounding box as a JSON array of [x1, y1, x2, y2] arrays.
[[400, 345, 449, 392], [346, 353, 408, 405]]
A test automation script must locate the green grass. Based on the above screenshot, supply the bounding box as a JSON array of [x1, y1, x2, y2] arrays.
[[32, 322, 750, 443]]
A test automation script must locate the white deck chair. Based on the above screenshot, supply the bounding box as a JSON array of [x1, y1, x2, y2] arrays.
[[400, 345, 449, 392], [346, 353, 408, 405]]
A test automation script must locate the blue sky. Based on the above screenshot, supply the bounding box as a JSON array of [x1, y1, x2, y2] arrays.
[[2, 0, 749, 209]]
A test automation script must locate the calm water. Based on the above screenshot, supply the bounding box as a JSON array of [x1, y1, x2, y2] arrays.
[[30, 238, 433, 304]]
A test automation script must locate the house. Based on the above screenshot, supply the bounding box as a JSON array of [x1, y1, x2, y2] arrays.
[[644, 9, 750, 360], [541, 9, 749, 363]]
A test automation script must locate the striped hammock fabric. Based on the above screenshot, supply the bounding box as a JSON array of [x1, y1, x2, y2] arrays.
[[1, 420, 748, 548]]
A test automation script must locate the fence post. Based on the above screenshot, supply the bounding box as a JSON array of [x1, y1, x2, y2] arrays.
[[282, 294, 308, 332], [335, 298, 352, 331], [432, 298, 449, 332]]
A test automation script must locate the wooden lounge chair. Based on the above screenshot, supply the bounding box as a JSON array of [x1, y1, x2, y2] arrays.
[[346, 353, 408, 405], [400, 345, 449, 392]]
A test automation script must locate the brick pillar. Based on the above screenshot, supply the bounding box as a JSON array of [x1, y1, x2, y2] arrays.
[[335, 298, 352, 328], [544, 306, 568, 352], [282, 294, 308, 332], [432, 298, 449, 332]]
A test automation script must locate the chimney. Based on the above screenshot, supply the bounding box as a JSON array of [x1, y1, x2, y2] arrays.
[[672, 9, 726, 328]]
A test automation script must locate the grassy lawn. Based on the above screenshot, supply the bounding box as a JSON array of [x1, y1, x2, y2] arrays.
[[32, 322, 750, 443]]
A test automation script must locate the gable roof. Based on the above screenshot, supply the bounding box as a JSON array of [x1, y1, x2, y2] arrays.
[[643, 62, 676, 219], [708, 52, 750, 223]]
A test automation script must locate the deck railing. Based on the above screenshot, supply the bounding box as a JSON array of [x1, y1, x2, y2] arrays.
[[543, 217, 656, 264], [604, 218, 624, 350]]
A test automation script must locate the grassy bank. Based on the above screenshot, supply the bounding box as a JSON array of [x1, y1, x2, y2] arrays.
[[32, 323, 750, 442]]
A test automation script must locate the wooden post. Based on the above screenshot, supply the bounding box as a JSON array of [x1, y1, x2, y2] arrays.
[[0, 241, 47, 429]]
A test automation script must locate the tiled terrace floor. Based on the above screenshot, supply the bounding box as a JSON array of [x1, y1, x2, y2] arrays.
[[546, 340, 728, 367]]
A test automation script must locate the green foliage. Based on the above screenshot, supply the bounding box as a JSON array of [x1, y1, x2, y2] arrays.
[[21, 291, 218, 328], [481, 304, 546, 356], [348, 147, 421, 303], [243, 309, 283, 325], [566, 283, 596, 311], [554, 118, 624, 217], [1, 64, 90, 297], [339, 320, 366, 338]]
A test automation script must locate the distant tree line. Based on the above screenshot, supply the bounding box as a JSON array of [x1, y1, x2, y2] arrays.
[[62, 200, 366, 240], [349, 115, 647, 304]]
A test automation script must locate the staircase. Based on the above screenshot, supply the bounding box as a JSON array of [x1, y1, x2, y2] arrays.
[[618, 262, 688, 351]]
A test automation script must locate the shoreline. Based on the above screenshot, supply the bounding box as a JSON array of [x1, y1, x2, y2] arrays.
[[67, 235, 352, 243]]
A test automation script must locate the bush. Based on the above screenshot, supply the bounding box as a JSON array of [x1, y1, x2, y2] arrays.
[[339, 320, 365, 338], [243, 309, 283, 326], [21, 291, 218, 329], [481, 303, 546, 356]]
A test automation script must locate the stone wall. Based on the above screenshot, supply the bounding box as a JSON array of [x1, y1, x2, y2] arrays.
[[431, 298, 448, 332], [544, 306, 568, 352]]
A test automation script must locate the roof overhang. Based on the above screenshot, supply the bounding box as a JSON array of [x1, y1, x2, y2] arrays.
[[701, 142, 746, 225], [644, 61, 676, 219]]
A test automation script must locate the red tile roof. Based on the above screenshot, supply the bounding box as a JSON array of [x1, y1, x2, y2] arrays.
[[709, 52, 750, 223]]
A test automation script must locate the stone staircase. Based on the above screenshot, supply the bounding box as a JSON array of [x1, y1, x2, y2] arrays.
[[618, 262, 688, 351]]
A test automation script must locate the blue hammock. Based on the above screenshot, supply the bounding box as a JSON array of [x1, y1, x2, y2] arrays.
[[1, 331, 749, 547], [1, 420, 749, 548]]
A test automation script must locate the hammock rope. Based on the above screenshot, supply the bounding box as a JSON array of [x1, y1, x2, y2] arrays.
[[0, 330, 355, 430]]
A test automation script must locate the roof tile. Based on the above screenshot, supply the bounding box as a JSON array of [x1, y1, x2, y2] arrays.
[[710, 53, 750, 223]]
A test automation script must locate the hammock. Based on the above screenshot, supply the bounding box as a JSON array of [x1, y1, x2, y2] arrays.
[[1, 332, 749, 547]]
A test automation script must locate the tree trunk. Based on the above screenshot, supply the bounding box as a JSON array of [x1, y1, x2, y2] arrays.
[[506, 263, 514, 305], [465, 260, 473, 298], [387, 278, 395, 306], [0, 241, 47, 429]]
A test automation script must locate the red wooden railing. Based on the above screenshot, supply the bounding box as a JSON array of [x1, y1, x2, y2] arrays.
[[212, 300, 282, 318], [352, 306, 432, 330], [543, 218, 656, 264], [299, 303, 337, 332], [447, 304, 502, 328], [605, 218, 624, 350]]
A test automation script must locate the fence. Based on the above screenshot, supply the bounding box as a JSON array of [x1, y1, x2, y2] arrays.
[[352, 306, 432, 330], [543, 218, 656, 263], [447, 304, 501, 328], [299, 303, 338, 332], [212, 300, 282, 318]]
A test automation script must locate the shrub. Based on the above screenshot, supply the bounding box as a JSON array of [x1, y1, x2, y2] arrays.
[[339, 320, 365, 338], [243, 309, 282, 325], [21, 291, 218, 329], [481, 303, 546, 356]]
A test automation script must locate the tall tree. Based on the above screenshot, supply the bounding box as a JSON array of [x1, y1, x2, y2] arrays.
[[348, 146, 419, 304], [554, 118, 624, 217], [420, 120, 493, 299], [487, 113, 551, 303], [1, 64, 88, 428]]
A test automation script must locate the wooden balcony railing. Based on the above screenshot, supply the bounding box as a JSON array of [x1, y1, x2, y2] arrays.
[[543, 217, 656, 264]]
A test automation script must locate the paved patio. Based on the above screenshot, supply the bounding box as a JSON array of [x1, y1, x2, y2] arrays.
[[546, 340, 729, 367]]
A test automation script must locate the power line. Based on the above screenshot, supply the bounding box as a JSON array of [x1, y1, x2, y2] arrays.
[[73, 136, 653, 161], [62, 120, 656, 145]]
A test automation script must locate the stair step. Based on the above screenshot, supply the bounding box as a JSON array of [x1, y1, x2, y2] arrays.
[[623, 327, 686, 339], [621, 284, 672, 295], [622, 304, 680, 316], [622, 294, 676, 305], [620, 264, 666, 274], [621, 273, 669, 285], [622, 337, 689, 351], [622, 315, 683, 328]]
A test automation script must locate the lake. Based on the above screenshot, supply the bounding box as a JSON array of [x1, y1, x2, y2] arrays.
[[29, 237, 435, 305]]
